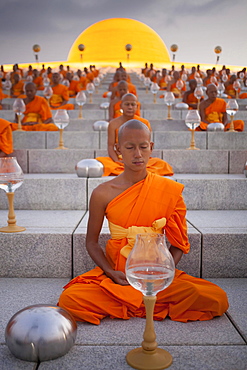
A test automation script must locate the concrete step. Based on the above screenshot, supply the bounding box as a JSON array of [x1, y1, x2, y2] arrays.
[[11, 130, 247, 150], [0, 174, 246, 211], [0, 210, 246, 279], [12, 148, 247, 174], [1, 278, 246, 369]]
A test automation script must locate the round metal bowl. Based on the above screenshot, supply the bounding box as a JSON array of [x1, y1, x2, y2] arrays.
[[75, 158, 104, 177]]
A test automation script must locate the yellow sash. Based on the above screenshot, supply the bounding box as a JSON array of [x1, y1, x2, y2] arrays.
[[108, 217, 167, 258], [206, 112, 223, 123], [50, 94, 62, 105], [24, 113, 42, 123]]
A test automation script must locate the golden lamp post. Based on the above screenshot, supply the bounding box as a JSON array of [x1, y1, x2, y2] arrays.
[[170, 44, 178, 62], [78, 44, 85, 64], [125, 44, 132, 63], [33, 44, 41, 66], [214, 46, 222, 65]]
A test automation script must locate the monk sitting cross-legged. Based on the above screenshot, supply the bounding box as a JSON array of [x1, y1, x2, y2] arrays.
[[0, 118, 13, 156], [108, 81, 141, 121], [96, 93, 173, 176], [58, 119, 229, 325], [49, 73, 74, 110], [11, 83, 58, 131], [199, 84, 244, 131]]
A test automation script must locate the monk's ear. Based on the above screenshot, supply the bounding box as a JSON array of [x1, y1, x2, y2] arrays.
[[115, 143, 121, 155], [150, 141, 154, 152]]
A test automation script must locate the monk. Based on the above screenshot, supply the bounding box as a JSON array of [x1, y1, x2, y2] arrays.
[[199, 84, 244, 131], [76, 69, 87, 90], [96, 93, 173, 177], [158, 69, 169, 90], [167, 71, 186, 98], [66, 72, 81, 98], [108, 81, 141, 120], [11, 74, 25, 98], [0, 118, 13, 156], [182, 79, 203, 109], [110, 71, 137, 100], [49, 73, 74, 110], [11, 83, 58, 131], [32, 69, 44, 91], [58, 119, 229, 324]]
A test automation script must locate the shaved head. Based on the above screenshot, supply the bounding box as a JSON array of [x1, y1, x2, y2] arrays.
[[118, 119, 151, 144]]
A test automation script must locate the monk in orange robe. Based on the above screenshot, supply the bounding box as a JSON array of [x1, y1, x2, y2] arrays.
[[76, 69, 87, 90], [49, 73, 74, 110], [11, 74, 25, 98], [11, 83, 58, 131], [199, 84, 244, 131], [158, 69, 169, 90], [32, 69, 44, 91], [58, 119, 228, 324], [66, 72, 81, 97], [167, 71, 186, 98], [97, 93, 173, 176], [109, 81, 141, 120], [0, 118, 13, 156], [183, 79, 203, 109], [111, 71, 137, 100]]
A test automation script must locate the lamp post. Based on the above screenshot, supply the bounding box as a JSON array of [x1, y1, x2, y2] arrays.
[[125, 44, 132, 63], [214, 46, 222, 65], [33, 44, 40, 66], [78, 44, 85, 64], [170, 44, 178, 62]]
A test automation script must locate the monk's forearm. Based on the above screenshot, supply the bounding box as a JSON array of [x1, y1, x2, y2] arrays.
[[169, 245, 183, 266], [86, 242, 115, 276]]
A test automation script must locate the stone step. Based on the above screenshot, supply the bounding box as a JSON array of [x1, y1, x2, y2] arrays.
[[0, 210, 246, 279], [12, 148, 247, 174], [0, 173, 245, 211], [11, 130, 247, 150], [1, 277, 246, 369]]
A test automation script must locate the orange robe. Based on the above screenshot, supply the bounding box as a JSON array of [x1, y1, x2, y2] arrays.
[[11, 96, 58, 131], [0, 118, 13, 154], [158, 77, 167, 90], [113, 100, 141, 118], [225, 84, 247, 99], [33, 76, 44, 90], [59, 172, 228, 324], [50, 84, 74, 110], [68, 80, 81, 97], [96, 116, 174, 177], [12, 80, 25, 97], [170, 80, 186, 97], [200, 98, 244, 131]]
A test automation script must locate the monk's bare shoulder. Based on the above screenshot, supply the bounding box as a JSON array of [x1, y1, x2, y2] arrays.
[[91, 175, 128, 209], [108, 116, 124, 130]]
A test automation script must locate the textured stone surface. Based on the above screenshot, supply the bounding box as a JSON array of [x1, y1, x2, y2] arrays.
[[175, 174, 247, 210], [46, 131, 100, 149], [13, 131, 46, 149], [229, 150, 247, 174], [29, 149, 94, 173], [187, 211, 247, 277], [154, 131, 207, 149], [207, 132, 247, 150], [0, 210, 84, 277], [163, 149, 229, 173], [0, 174, 87, 210]]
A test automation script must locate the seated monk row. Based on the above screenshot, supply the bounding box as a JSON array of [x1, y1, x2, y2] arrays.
[[11, 83, 58, 132], [96, 93, 173, 177], [199, 84, 244, 132]]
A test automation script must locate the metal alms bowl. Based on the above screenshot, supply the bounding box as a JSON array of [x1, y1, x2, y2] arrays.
[[5, 304, 77, 362], [75, 158, 104, 178], [93, 120, 109, 131], [207, 122, 225, 131]]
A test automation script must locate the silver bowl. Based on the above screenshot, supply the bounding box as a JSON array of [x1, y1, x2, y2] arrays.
[[207, 122, 225, 131], [5, 304, 77, 362], [175, 102, 189, 110], [93, 120, 109, 131], [75, 158, 104, 177]]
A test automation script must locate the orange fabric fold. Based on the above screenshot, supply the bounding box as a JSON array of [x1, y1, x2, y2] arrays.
[[0, 118, 13, 154]]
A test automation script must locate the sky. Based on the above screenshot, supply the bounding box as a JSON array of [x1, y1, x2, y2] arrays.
[[0, 0, 246, 68]]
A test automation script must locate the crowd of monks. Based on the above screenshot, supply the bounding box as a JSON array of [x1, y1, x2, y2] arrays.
[[1, 60, 246, 324], [0, 61, 246, 156]]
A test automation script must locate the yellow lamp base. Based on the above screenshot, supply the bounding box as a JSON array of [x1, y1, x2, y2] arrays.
[[126, 347, 173, 370], [0, 225, 26, 233]]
